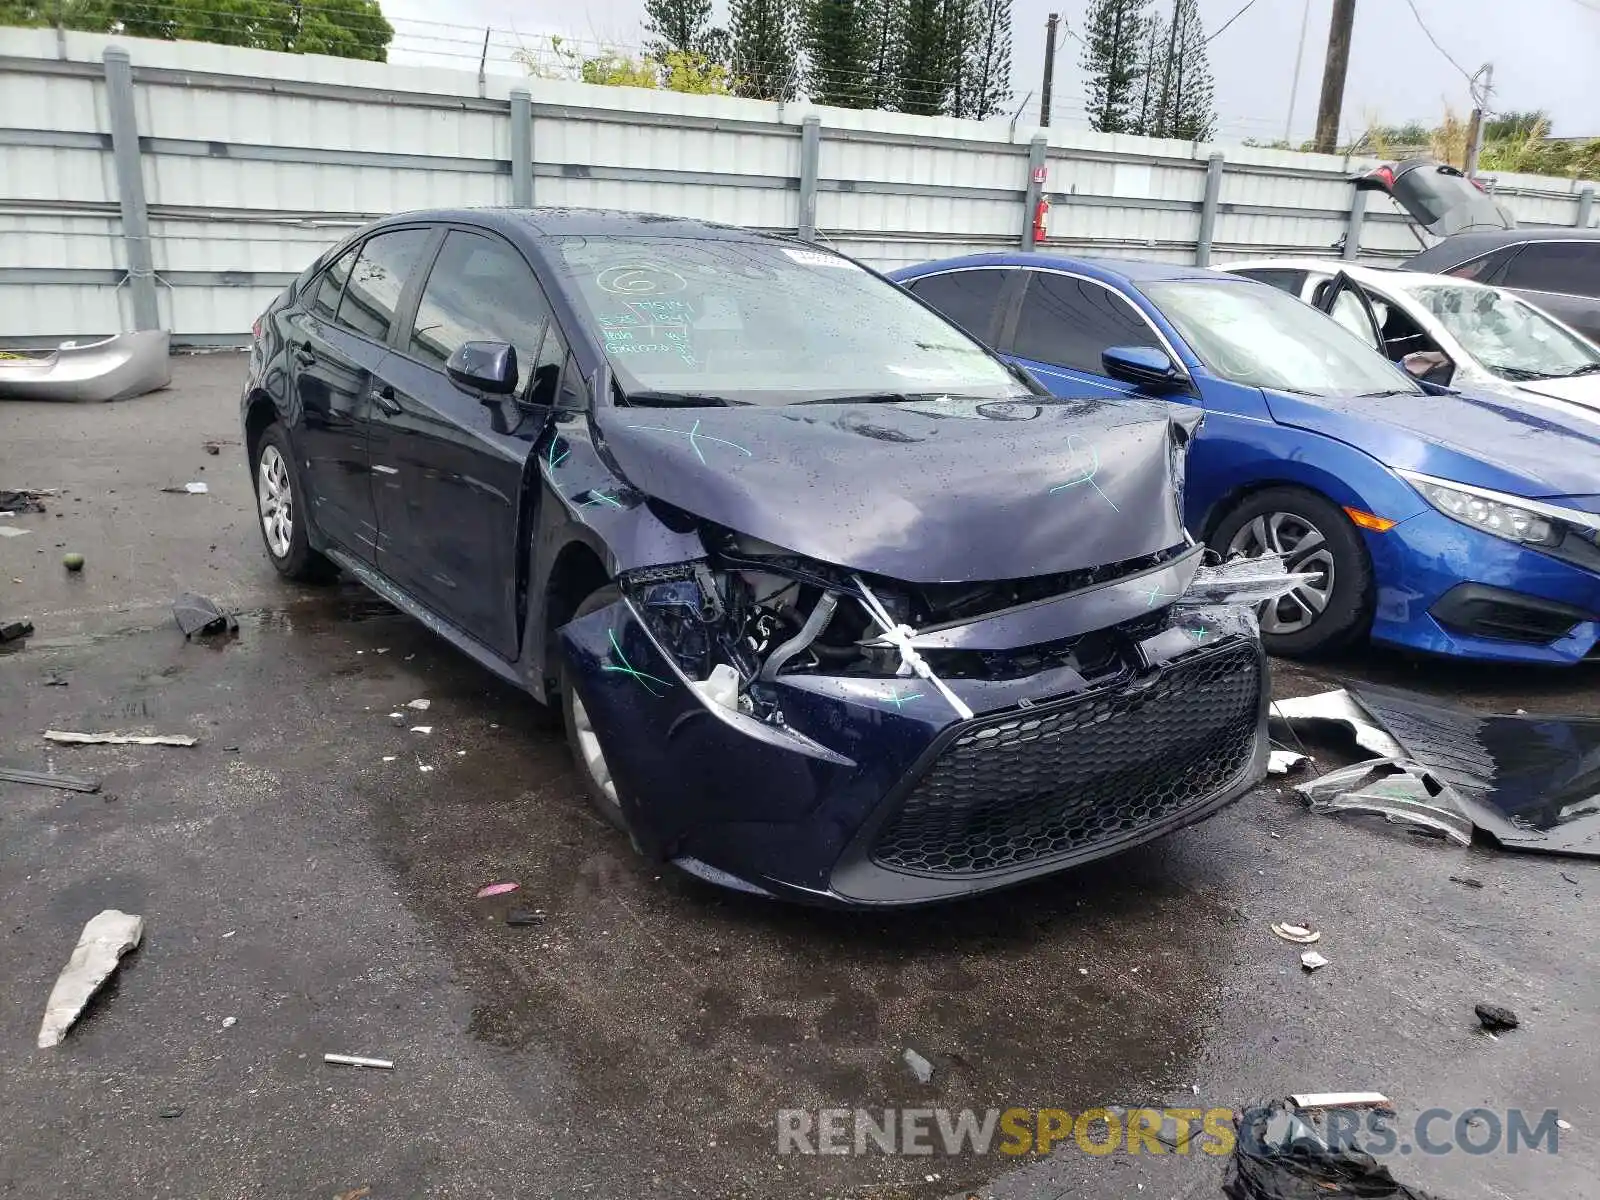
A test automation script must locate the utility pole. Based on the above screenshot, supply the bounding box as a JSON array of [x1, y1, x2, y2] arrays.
[[1465, 62, 1494, 178], [1313, 0, 1356, 154], [1283, 0, 1313, 145], [1040, 13, 1059, 127], [1154, 0, 1181, 139]]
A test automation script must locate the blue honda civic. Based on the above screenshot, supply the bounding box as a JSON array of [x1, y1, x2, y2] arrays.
[[890, 254, 1600, 665]]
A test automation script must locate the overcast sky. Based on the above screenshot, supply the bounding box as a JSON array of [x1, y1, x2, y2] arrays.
[[383, 0, 1600, 144]]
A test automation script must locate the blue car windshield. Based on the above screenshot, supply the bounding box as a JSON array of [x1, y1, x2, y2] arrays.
[[1144, 279, 1423, 398], [550, 235, 1030, 405]]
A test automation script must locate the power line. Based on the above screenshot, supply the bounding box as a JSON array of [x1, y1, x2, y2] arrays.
[[1399, 0, 1475, 82], [1206, 0, 1264, 43]]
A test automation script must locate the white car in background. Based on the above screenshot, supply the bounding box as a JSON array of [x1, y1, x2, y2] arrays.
[[1218, 258, 1600, 414]]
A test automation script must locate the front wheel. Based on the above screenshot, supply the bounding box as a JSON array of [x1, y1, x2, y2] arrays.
[[560, 585, 631, 835], [1208, 486, 1375, 657]]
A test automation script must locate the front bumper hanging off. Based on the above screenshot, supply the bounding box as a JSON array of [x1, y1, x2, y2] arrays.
[[559, 578, 1270, 907]]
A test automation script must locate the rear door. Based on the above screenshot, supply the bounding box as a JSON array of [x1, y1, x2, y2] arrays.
[[1001, 270, 1167, 400], [283, 241, 385, 559], [902, 267, 1018, 344], [369, 228, 556, 659], [1494, 241, 1600, 344]]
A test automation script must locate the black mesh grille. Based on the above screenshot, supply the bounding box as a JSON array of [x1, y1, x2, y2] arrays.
[[869, 641, 1261, 876]]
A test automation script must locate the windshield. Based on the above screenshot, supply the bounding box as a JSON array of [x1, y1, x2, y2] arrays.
[[1408, 284, 1600, 380], [1143, 280, 1422, 398], [551, 235, 1031, 405]]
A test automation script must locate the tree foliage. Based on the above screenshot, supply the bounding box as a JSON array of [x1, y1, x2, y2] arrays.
[[801, 0, 870, 106], [958, 0, 1011, 120], [859, 0, 904, 110], [0, 0, 392, 59], [897, 0, 958, 116], [1081, 0, 1147, 134], [1142, 0, 1213, 139], [643, 0, 724, 60], [729, 0, 798, 100]]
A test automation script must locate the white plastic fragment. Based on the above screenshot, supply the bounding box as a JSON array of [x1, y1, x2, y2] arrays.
[[221, 1016, 237, 1029], [691, 663, 742, 712], [410, 726, 432, 735], [1271, 922, 1322, 944], [406, 699, 430, 711], [1290, 1092, 1392, 1110], [0, 526, 30, 538], [43, 730, 197, 747], [902, 1047, 934, 1084], [853, 575, 973, 721], [1268, 750, 1308, 775], [1270, 690, 1405, 760], [37, 910, 144, 1048], [1300, 950, 1329, 972], [325, 1053, 394, 1070]]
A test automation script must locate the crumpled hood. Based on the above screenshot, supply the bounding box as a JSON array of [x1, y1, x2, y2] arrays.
[[596, 396, 1199, 583], [1262, 385, 1600, 500], [1514, 373, 1600, 412]]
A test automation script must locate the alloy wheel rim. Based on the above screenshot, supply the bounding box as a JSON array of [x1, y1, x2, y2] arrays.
[[1225, 511, 1336, 635], [257, 444, 294, 559], [570, 688, 620, 809]]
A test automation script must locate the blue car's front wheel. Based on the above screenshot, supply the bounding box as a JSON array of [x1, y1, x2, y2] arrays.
[[1210, 486, 1375, 657]]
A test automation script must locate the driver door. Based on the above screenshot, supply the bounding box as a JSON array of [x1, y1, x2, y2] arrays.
[[1313, 272, 1385, 351]]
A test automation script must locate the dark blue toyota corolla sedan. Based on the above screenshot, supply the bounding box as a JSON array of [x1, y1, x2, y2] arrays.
[[892, 254, 1600, 666], [242, 209, 1275, 906]]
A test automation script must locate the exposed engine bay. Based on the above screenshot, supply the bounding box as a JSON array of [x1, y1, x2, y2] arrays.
[[619, 524, 1313, 727]]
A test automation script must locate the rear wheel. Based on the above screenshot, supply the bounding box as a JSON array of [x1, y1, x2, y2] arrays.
[[560, 585, 630, 834], [1208, 486, 1374, 657], [253, 423, 335, 583]]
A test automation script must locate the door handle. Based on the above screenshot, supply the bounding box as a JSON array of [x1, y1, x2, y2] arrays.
[[371, 384, 402, 416], [293, 346, 316, 367]]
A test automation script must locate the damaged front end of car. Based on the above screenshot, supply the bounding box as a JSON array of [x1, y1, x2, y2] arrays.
[[558, 399, 1303, 905]]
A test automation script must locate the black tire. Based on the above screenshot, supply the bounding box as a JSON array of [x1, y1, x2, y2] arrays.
[[560, 585, 632, 834], [252, 423, 336, 583], [1208, 486, 1375, 657]]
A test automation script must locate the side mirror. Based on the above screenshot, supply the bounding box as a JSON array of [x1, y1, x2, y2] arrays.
[[446, 340, 517, 395], [1102, 345, 1184, 391]]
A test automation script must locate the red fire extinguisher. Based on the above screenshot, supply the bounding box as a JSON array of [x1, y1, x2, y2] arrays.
[[1032, 196, 1051, 245]]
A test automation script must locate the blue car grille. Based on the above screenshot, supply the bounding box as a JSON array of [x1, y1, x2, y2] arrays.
[[869, 640, 1261, 877]]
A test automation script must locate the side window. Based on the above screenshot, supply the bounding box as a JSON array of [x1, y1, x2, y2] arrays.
[[409, 230, 551, 394], [1499, 242, 1600, 299], [310, 245, 357, 322], [907, 269, 1009, 343], [528, 323, 567, 407], [1444, 244, 1521, 284], [1233, 268, 1308, 296], [1329, 290, 1380, 349], [1012, 273, 1161, 374], [336, 228, 432, 342]]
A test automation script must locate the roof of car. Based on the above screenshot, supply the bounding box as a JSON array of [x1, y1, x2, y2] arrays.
[[1405, 225, 1600, 269], [890, 252, 1222, 284], [373, 206, 785, 242], [1219, 257, 1505, 297]]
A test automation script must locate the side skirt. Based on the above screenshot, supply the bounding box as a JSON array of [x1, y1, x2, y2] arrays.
[[323, 547, 530, 694]]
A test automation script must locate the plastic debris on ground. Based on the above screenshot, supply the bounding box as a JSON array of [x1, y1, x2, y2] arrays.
[[475, 882, 519, 899], [902, 1047, 934, 1084], [0, 526, 29, 538], [1474, 1003, 1519, 1032], [1225, 1098, 1444, 1200], [1271, 922, 1320, 944], [406, 698, 430, 711], [1300, 950, 1329, 972], [1295, 759, 1474, 847], [37, 910, 144, 1047], [44, 730, 197, 747], [0, 766, 100, 793], [1268, 749, 1308, 775], [0, 618, 33, 643], [325, 1053, 394, 1070], [160, 482, 209, 495], [505, 908, 545, 927], [1180, 553, 1322, 606], [1270, 690, 1405, 760], [172, 592, 238, 638], [1289, 1093, 1393, 1110], [0, 489, 49, 514]]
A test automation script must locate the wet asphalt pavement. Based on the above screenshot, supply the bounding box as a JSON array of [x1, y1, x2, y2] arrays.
[[1, 356, 1596, 1200]]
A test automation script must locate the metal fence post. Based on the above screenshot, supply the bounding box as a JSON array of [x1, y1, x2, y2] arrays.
[[798, 115, 820, 242], [1343, 186, 1366, 261], [102, 47, 160, 332], [1022, 135, 1047, 250], [510, 89, 533, 207], [1578, 184, 1595, 229], [1195, 152, 1224, 266]]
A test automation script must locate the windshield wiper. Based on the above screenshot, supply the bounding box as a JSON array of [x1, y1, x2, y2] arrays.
[[623, 391, 735, 407], [1483, 363, 1551, 382], [1560, 362, 1600, 377], [792, 392, 915, 405], [1357, 388, 1419, 397]]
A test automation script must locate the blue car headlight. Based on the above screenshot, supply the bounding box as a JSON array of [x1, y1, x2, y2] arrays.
[[1397, 469, 1594, 550]]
